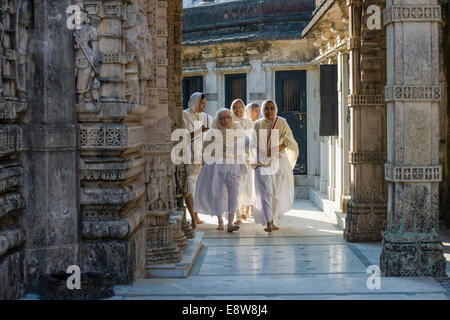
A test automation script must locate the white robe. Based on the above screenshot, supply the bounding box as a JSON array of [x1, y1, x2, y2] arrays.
[[182, 109, 213, 196], [194, 162, 248, 216], [252, 116, 299, 225], [194, 131, 250, 217]]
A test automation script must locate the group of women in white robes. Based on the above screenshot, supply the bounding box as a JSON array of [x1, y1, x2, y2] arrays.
[[184, 92, 298, 233]]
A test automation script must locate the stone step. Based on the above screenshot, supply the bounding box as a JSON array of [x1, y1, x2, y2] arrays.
[[145, 231, 204, 279], [294, 187, 310, 199], [309, 188, 346, 230]]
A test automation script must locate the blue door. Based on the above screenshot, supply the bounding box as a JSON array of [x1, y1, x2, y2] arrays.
[[275, 70, 307, 175]]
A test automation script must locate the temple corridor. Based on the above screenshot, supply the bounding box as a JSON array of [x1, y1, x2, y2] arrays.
[[89, 200, 450, 300]]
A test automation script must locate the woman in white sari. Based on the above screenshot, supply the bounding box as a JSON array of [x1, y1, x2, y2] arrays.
[[182, 92, 213, 228], [243, 102, 260, 218], [230, 99, 253, 224], [252, 99, 299, 232], [194, 108, 249, 233], [245, 102, 261, 123]]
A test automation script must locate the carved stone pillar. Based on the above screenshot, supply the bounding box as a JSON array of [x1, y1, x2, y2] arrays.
[[345, 0, 387, 242], [380, 0, 447, 277], [0, 0, 30, 298], [19, 0, 81, 293], [144, 0, 183, 267], [76, 0, 148, 284]]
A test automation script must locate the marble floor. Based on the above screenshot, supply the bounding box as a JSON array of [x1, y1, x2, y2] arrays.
[[110, 200, 450, 300]]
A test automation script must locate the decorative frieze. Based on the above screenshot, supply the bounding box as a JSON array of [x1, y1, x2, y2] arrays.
[[0, 228, 26, 258], [0, 127, 23, 157], [349, 151, 386, 164], [0, 163, 23, 193], [385, 85, 441, 102], [82, 209, 145, 240], [384, 6, 442, 25], [0, 193, 24, 220], [214, 65, 252, 74], [385, 164, 442, 183], [348, 94, 384, 107], [80, 156, 145, 182], [80, 184, 145, 206], [80, 124, 145, 151]]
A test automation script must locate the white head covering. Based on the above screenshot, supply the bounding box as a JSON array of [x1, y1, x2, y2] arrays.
[[244, 103, 260, 120], [256, 99, 299, 170], [205, 108, 246, 164], [188, 92, 205, 117], [261, 99, 278, 120], [230, 99, 252, 131]]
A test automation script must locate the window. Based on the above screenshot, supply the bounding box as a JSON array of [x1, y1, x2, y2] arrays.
[[319, 64, 338, 136], [225, 74, 246, 108], [182, 76, 203, 109]]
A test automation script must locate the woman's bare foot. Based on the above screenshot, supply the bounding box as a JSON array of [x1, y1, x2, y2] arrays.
[[234, 220, 242, 225], [195, 213, 204, 224], [271, 221, 280, 231], [227, 225, 240, 233], [264, 223, 273, 233], [217, 225, 224, 230]]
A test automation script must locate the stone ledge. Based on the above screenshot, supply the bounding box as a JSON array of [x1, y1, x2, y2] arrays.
[[310, 188, 345, 230], [145, 231, 203, 278], [294, 187, 310, 200]]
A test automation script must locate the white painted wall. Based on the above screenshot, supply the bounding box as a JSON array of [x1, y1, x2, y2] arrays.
[[307, 69, 321, 181], [205, 60, 218, 116]]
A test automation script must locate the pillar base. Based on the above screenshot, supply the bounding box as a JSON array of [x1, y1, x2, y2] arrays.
[[171, 211, 189, 251], [344, 201, 387, 242], [146, 222, 183, 266], [380, 231, 447, 277], [0, 251, 25, 299], [181, 208, 195, 239]]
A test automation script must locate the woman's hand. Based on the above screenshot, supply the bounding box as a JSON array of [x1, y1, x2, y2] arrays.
[[267, 144, 286, 157]]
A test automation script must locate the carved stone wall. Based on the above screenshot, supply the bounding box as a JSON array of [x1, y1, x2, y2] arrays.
[[345, 0, 387, 242], [380, 0, 446, 277], [75, 0, 187, 282], [442, 1, 450, 228], [0, 0, 42, 298], [75, 0, 149, 284]]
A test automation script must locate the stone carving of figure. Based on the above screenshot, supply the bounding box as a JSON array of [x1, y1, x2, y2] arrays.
[[16, 0, 31, 102], [158, 157, 168, 211], [74, 8, 100, 104], [123, 1, 151, 105], [175, 164, 188, 210], [123, 1, 140, 104], [145, 157, 160, 210], [136, 13, 151, 105], [146, 157, 169, 212], [167, 161, 176, 212]]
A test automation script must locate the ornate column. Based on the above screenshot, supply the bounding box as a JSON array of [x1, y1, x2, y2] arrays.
[[76, 0, 148, 284], [144, 0, 183, 267], [0, 0, 31, 298], [380, 0, 447, 276], [345, 0, 387, 242]]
